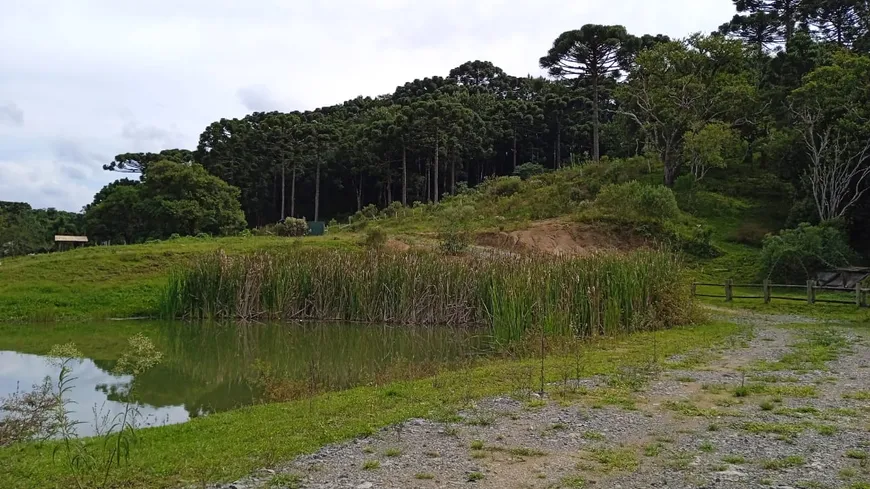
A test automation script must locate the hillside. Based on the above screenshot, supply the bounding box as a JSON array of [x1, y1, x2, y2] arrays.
[[0, 157, 796, 322]]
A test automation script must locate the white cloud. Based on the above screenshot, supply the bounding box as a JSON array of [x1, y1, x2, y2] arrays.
[[0, 0, 734, 211], [0, 102, 24, 127]]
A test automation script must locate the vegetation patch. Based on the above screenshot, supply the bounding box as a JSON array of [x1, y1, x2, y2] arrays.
[[161, 249, 691, 343]]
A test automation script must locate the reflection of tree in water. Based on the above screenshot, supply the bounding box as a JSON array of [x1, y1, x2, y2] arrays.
[[89, 322, 491, 419]]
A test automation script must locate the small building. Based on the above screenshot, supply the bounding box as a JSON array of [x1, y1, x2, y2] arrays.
[[55, 235, 88, 251]]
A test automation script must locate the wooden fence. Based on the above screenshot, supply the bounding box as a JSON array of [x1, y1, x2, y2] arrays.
[[692, 279, 868, 307]]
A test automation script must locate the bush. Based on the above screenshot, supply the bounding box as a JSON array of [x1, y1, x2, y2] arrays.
[[438, 230, 471, 255], [594, 181, 680, 222], [487, 176, 523, 197], [760, 223, 857, 283], [276, 218, 308, 237], [237, 229, 252, 238], [381, 201, 404, 218], [513, 163, 546, 180], [363, 227, 387, 250]]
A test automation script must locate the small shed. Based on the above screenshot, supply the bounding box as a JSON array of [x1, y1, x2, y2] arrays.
[[55, 235, 88, 251], [815, 267, 870, 289]]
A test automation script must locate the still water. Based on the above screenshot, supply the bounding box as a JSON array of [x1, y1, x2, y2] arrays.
[[0, 321, 492, 436]]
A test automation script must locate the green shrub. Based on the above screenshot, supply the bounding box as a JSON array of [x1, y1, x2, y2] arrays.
[[487, 176, 523, 197], [513, 163, 546, 180], [760, 222, 857, 283], [381, 201, 405, 218], [276, 218, 308, 237], [363, 227, 388, 250], [595, 181, 680, 222]]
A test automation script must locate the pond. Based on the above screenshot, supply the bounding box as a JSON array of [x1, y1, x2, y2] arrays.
[[0, 321, 493, 436]]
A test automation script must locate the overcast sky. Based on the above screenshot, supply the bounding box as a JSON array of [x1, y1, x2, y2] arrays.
[[0, 0, 734, 212]]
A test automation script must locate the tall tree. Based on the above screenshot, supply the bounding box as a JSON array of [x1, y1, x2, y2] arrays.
[[104, 149, 193, 173], [540, 25, 635, 162], [617, 35, 757, 186], [790, 52, 870, 220]]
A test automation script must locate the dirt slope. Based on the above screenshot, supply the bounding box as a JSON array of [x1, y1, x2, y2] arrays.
[[476, 220, 647, 256]]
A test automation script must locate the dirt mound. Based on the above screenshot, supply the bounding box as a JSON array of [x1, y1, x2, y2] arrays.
[[476, 220, 646, 256], [385, 239, 411, 252]]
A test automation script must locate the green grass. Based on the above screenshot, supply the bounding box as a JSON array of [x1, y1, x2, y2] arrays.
[[0, 321, 740, 489], [414, 473, 435, 480], [722, 455, 746, 464], [0, 235, 355, 321], [760, 455, 805, 470], [362, 460, 380, 470], [583, 447, 639, 473]]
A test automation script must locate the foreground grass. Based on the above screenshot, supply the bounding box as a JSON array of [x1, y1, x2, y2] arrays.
[[0, 321, 740, 489], [0, 236, 355, 322]]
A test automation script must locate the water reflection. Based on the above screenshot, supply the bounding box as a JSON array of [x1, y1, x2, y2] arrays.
[[0, 351, 188, 436], [0, 322, 491, 436]]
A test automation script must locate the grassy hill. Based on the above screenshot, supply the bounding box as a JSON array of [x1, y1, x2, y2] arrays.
[[0, 236, 355, 321], [0, 157, 800, 322]]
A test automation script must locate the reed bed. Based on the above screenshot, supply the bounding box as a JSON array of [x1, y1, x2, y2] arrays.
[[160, 250, 691, 342]]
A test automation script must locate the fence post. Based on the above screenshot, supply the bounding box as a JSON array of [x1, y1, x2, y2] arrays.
[[857, 282, 866, 308], [763, 279, 771, 304], [807, 280, 815, 305], [725, 279, 733, 302], [691, 282, 697, 297]]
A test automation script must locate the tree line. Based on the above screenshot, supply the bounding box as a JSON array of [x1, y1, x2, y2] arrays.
[[6, 0, 870, 251]]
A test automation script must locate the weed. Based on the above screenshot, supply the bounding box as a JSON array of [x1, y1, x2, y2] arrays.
[[722, 455, 746, 464], [699, 440, 715, 453], [844, 391, 870, 401], [423, 451, 440, 458], [267, 473, 303, 488], [760, 400, 774, 411], [470, 440, 484, 450], [839, 468, 857, 479], [384, 448, 401, 457], [584, 447, 639, 473], [559, 475, 587, 488], [415, 473, 435, 480], [644, 443, 663, 457], [467, 472, 485, 482], [760, 455, 805, 470], [708, 423, 721, 432], [846, 450, 868, 460], [362, 460, 380, 471], [582, 431, 605, 441]]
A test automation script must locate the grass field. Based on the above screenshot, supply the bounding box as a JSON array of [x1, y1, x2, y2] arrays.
[[0, 236, 356, 321], [0, 321, 741, 489]]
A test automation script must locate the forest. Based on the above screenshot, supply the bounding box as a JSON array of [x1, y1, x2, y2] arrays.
[[3, 0, 870, 258]]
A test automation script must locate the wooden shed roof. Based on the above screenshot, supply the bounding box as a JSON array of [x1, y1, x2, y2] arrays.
[[55, 235, 88, 243]]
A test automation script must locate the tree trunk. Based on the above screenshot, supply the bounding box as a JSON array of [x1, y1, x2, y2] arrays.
[[664, 161, 678, 187], [290, 165, 297, 218], [556, 121, 562, 168], [426, 159, 430, 203], [387, 170, 392, 204], [512, 130, 518, 171], [314, 160, 321, 222], [280, 162, 286, 219], [402, 144, 407, 206], [356, 175, 363, 212], [593, 77, 600, 163], [434, 134, 440, 203], [451, 157, 456, 195]]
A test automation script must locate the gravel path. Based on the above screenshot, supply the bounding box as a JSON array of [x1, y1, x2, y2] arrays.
[[215, 315, 870, 489]]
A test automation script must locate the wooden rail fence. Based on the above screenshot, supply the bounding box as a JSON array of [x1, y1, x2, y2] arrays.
[[692, 279, 868, 307]]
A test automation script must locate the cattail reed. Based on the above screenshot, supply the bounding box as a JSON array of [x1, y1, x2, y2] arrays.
[[160, 249, 691, 343]]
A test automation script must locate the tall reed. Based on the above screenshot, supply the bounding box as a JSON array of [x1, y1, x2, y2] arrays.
[[159, 249, 691, 343]]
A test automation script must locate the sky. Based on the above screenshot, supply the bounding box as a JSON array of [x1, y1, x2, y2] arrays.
[[0, 0, 735, 212]]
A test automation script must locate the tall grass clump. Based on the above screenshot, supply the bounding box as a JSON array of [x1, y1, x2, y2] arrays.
[[160, 250, 691, 343]]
